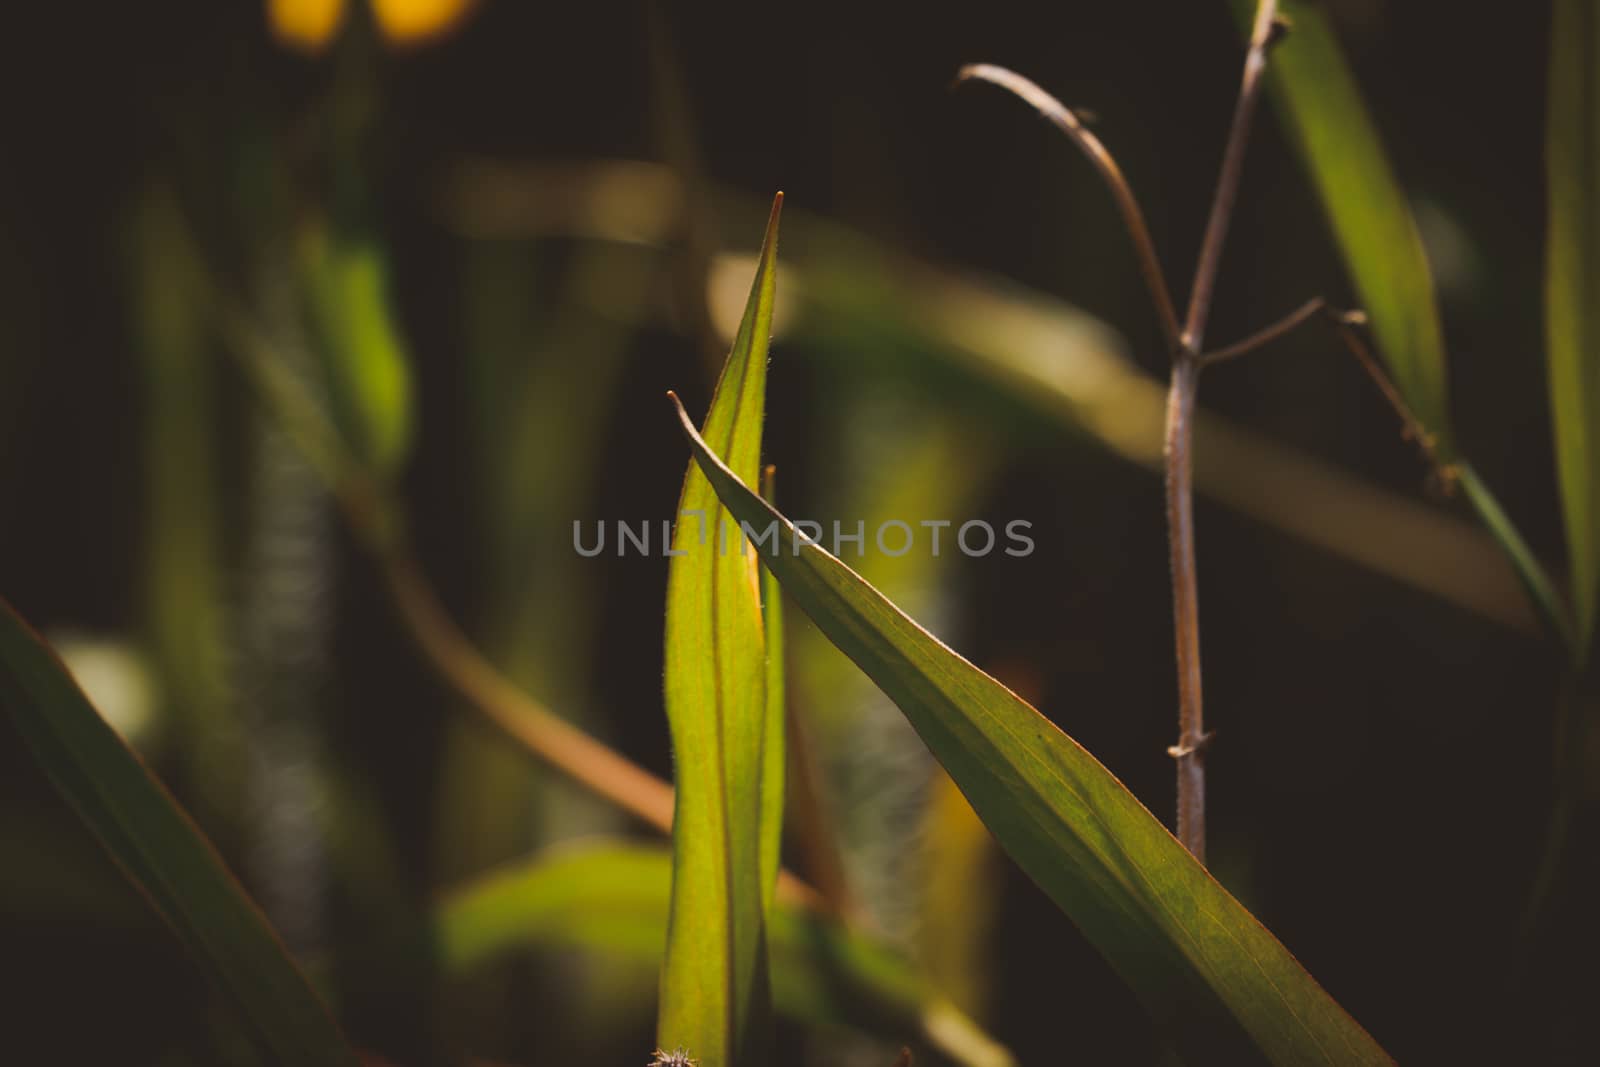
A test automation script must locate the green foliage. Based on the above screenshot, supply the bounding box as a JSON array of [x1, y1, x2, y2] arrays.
[[658, 195, 786, 1066], [1544, 0, 1600, 657], [1243, 0, 1573, 649], [301, 220, 414, 478], [671, 396, 1393, 1065], [437, 841, 1014, 1067], [1243, 0, 1450, 449], [0, 598, 358, 1067]]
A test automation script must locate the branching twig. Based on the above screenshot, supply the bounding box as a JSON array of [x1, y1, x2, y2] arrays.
[[1158, 0, 1286, 862], [1182, 1, 1287, 353], [961, 4, 1290, 863], [1199, 297, 1331, 367]]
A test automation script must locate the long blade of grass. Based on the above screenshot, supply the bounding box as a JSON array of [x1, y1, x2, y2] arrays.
[[1237, 0, 1450, 448], [0, 598, 358, 1066], [658, 193, 785, 1066], [669, 395, 1392, 1065], [1544, 0, 1600, 657], [130, 183, 239, 832], [1239, 0, 1573, 648], [438, 841, 1014, 1067]]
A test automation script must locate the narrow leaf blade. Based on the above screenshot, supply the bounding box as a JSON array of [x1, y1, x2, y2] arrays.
[[1244, 0, 1451, 449], [670, 396, 1392, 1065], [1243, 0, 1574, 647], [659, 193, 785, 1066], [1544, 0, 1600, 653], [0, 598, 358, 1067]]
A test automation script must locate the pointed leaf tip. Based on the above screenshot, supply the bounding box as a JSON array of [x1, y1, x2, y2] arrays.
[[671, 400, 1393, 1065]]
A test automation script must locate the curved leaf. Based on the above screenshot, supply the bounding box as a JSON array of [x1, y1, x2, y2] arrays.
[[437, 841, 1014, 1067], [0, 597, 358, 1067], [669, 395, 1392, 1065]]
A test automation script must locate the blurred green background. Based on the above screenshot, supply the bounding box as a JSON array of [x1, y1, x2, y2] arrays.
[[0, 1, 1592, 1064]]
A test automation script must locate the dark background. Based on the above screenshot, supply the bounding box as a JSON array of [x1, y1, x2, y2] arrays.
[[0, 1, 1592, 1064]]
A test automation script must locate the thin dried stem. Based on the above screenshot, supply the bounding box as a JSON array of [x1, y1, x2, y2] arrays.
[[1199, 297, 1329, 366], [1324, 312, 1447, 475], [1163, 0, 1284, 862], [957, 63, 1183, 352], [1163, 358, 1209, 858], [1182, 0, 1284, 351], [378, 542, 678, 833]]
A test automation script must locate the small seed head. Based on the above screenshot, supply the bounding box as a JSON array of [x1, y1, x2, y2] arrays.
[[649, 1050, 697, 1067]]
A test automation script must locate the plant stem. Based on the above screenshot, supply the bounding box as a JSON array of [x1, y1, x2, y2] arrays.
[[956, 63, 1182, 352], [1182, 0, 1281, 352], [1163, 355, 1208, 859], [1163, 0, 1282, 861], [1200, 298, 1329, 366], [345, 494, 822, 912]]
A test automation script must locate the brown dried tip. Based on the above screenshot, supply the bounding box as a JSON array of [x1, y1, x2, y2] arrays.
[[891, 1049, 914, 1067]]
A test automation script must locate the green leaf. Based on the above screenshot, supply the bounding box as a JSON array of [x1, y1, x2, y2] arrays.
[[130, 182, 240, 828], [1241, 0, 1451, 451], [1545, 0, 1600, 656], [669, 396, 1393, 1065], [437, 841, 1014, 1067], [659, 193, 785, 1066], [1456, 464, 1575, 654], [1241, 0, 1576, 650], [302, 220, 414, 477], [0, 598, 358, 1067]]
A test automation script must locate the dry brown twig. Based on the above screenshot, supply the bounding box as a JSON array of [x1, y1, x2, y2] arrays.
[[953, 1, 1439, 862]]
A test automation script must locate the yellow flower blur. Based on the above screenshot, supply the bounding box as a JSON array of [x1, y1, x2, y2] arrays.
[[268, 0, 477, 52], [268, 0, 347, 51], [370, 0, 477, 45]]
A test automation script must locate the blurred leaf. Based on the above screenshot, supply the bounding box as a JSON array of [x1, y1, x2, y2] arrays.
[[437, 842, 1014, 1067], [302, 222, 414, 477], [1544, 0, 1600, 656], [0, 598, 358, 1067], [919, 771, 1000, 1020], [130, 182, 240, 831], [1240, 0, 1450, 450], [670, 398, 1393, 1065], [1241, 0, 1574, 649], [440, 161, 1546, 632], [267, 0, 348, 51], [659, 194, 785, 1066]]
